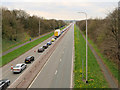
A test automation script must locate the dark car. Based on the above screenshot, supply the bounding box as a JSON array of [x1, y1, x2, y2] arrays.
[[25, 56, 34, 63], [47, 41, 52, 46], [38, 47, 44, 53], [43, 44, 48, 49], [0, 79, 10, 90]]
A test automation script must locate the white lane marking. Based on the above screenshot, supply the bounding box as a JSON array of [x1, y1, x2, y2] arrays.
[[11, 25, 69, 88], [28, 29, 67, 88], [55, 70, 58, 75], [60, 59, 61, 62], [5, 35, 52, 69], [70, 24, 74, 88], [28, 44, 57, 88], [8, 53, 43, 88], [1, 37, 52, 78], [28, 55, 51, 88]]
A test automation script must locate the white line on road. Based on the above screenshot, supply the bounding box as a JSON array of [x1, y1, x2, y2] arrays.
[[60, 59, 61, 62], [55, 70, 58, 75], [28, 44, 57, 88], [1, 41, 46, 78], [70, 24, 74, 88], [8, 53, 43, 88]]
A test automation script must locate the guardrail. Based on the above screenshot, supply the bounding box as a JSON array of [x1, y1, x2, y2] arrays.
[[8, 24, 72, 89]]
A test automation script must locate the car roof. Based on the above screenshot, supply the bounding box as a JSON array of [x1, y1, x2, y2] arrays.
[[0, 79, 9, 83], [55, 29, 60, 31], [16, 63, 24, 66], [39, 47, 43, 49], [26, 56, 32, 59], [0, 79, 9, 82]]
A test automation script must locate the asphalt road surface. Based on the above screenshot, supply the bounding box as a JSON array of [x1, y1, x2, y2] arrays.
[[0, 35, 54, 84], [29, 24, 74, 88]]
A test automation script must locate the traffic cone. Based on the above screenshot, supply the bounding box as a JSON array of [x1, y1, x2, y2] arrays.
[[11, 65, 13, 70]]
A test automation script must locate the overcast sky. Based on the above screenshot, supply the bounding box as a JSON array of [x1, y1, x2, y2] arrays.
[[1, 0, 119, 20]]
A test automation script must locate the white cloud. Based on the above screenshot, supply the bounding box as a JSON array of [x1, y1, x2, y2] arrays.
[[1, 1, 118, 20], [26, 9, 79, 20], [2, 0, 119, 2]]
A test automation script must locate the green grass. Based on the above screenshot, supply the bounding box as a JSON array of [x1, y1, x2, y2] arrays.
[[2, 39, 29, 52], [60, 26, 66, 30], [74, 25, 109, 88], [2, 32, 31, 52], [2, 32, 53, 53], [88, 38, 119, 83], [0, 32, 54, 67]]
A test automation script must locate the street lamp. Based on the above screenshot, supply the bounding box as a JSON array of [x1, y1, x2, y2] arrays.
[[78, 12, 88, 83]]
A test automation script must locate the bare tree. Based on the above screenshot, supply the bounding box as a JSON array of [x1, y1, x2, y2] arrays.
[[106, 8, 119, 62], [118, 2, 120, 61]]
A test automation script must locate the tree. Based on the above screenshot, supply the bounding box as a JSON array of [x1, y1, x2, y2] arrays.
[[105, 8, 118, 62]]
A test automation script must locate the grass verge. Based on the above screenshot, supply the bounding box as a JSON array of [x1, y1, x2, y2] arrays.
[[2, 31, 53, 53], [2, 39, 30, 53], [60, 26, 66, 30], [88, 38, 119, 83], [0, 32, 54, 67], [74, 25, 109, 88]]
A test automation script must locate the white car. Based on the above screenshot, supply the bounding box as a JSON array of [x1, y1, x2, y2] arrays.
[[13, 63, 27, 73]]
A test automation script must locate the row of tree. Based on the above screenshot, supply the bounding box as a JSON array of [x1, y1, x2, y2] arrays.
[[76, 8, 119, 64], [2, 8, 66, 41]]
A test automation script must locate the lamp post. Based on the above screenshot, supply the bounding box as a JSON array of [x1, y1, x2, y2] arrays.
[[78, 12, 88, 83]]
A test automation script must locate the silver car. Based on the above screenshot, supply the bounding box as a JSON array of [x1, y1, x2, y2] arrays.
[[13, 63, 27, 73], [38, 47, 45, 52]]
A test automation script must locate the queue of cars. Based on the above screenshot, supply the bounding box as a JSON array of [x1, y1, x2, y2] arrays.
[[0, 27, 67, 90], [12, 28, 66, 72], [12, 36, 58, 74], [38, 37, 56, 53]]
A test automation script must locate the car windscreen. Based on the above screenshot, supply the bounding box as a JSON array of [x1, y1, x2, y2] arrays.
[[25, 57, 30, 60], [14, 66, 20, 68]]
